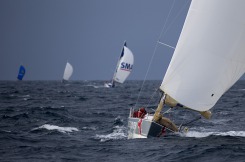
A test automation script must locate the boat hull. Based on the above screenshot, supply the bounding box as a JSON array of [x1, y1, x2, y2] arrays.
[[104, 82, 114, 88], [128, 117, 172, 139]]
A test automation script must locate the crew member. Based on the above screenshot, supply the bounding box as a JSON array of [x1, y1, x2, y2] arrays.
[[133, 107, 147, 118]]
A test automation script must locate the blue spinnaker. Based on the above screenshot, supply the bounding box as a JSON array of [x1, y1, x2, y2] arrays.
[[17, 65, 25, 80]]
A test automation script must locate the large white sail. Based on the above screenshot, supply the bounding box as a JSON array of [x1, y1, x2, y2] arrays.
[[113, 44, 134, 84], [63, 62, 73, 81], [160, 0, 245, 112]]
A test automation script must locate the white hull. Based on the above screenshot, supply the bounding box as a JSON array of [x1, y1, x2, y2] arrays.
[[104, 83, 114, 88], [128, 114, 176, 139]]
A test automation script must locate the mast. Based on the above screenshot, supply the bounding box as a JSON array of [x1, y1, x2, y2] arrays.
[[152, 93, 165, 122], [152, 91, 179, 132], [111, 41, 127, 84]]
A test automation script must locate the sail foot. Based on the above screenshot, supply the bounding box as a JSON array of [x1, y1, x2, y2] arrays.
[[165, 94, 212, 119], [164, 94, 183, 108]]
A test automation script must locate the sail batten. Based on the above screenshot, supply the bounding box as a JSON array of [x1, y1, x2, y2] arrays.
[[160, 0, 245, 112]]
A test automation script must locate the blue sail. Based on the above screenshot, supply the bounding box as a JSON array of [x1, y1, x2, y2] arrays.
[[17, 65, 26, 80]]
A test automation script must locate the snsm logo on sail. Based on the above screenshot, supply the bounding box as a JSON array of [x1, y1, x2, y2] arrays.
[[120, 62, 133, 71]]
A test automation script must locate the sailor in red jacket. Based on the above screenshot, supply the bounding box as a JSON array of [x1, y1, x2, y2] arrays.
[[133, 107, 147, 118]]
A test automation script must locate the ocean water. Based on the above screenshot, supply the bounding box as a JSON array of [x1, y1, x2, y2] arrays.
[[0, 80, 245, 162]]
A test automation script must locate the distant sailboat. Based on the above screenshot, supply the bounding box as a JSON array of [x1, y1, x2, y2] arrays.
[[17, 65, 26, 81], [105, 41, 134, 88], [62, 62, 73, 82], [128, 0, 245, 139]]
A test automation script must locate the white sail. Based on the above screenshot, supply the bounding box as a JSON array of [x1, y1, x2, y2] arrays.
[[160, 0, 245, 112], [113, 45, 134, 83], [63, 62, 73, 81]]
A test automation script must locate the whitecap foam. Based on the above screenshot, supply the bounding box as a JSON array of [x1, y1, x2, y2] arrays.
[[95, 126, 127, 142], [22, 94, 31, 100], [95, 85, 107, 88], [214, 131, 245, 137], [1, 130, 11, 133], [182, 130, 245, 138], [34, 124, 79, 133], [85, 84, 112, 88], [82, 126, 97, 130], [238, 89, 245, 91]]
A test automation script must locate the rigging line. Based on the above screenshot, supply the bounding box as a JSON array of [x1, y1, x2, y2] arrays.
[[157, 41, 175, 49], [180, 111, 187, 127], [158, 0, 190, 43], [179, 116, 201, 131], [158, 0, 191, 84], [134, 0, 176, 109], [163, 108, 172, 114], [157, 0, 176, 42], [145, 88, 159, 109]]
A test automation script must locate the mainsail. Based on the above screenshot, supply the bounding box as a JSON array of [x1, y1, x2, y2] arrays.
[[112, 42, 134, 84], [17, 65, 25, 80], [160, 0, 245, 112], [63, 62, 73, 81]]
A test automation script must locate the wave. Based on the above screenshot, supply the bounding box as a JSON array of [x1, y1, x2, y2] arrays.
[[95, 125, 127, 142], [181, 130, 245, 138], [33, 124, 79, 133], [83, 84, 110, 89], [78, 96, 88, 101], [238, 89, 245, 91], [2, 113, 29, 119], [82, 126, 97, 130], [93, 85, 107, 89], [21, 94, 30, 97]]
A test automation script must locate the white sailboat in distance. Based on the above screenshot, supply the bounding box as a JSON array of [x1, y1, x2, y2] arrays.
[[128, 0, 245, 139], [62, 62, 73, 82], [105, 41, 134, 88]]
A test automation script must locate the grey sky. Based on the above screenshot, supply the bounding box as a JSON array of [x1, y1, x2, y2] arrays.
[[1, 0, 192, 80]]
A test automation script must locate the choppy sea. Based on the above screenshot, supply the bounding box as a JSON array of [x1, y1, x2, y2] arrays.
[[0, 80, 245, 162]]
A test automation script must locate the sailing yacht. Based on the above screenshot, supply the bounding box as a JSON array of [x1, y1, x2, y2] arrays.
[[17, 65, 26, 81], [128, 0, 245, 139], [62, 62, 73, 82], [105, 41, 134, 88]]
